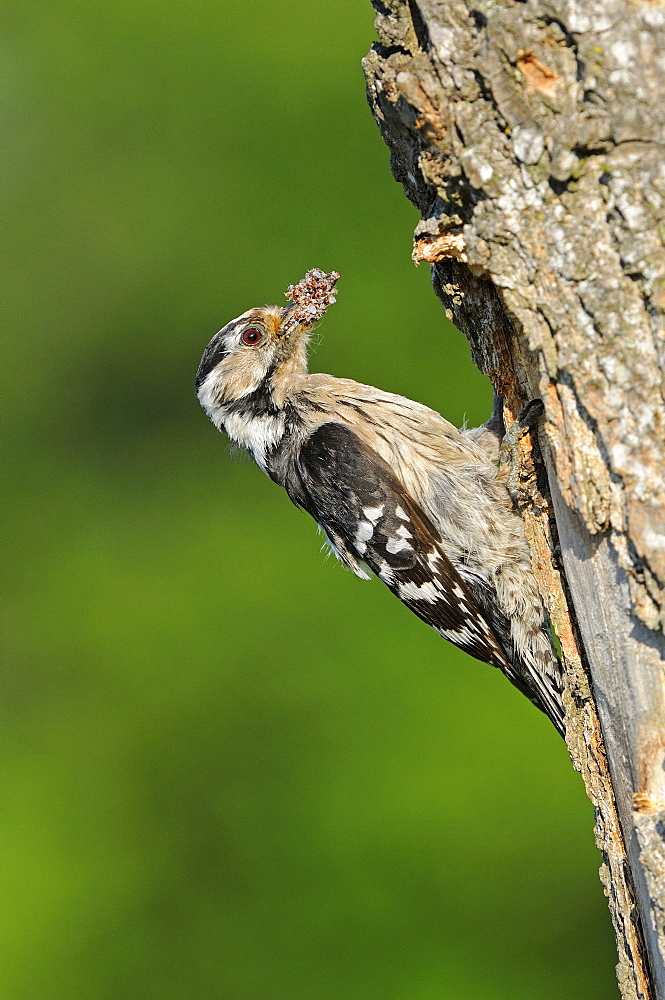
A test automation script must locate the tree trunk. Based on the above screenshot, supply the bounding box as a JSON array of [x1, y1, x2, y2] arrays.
[[362, 1, 665, 995]]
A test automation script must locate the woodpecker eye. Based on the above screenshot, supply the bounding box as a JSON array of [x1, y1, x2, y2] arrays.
[[242, 327, 262, 346]]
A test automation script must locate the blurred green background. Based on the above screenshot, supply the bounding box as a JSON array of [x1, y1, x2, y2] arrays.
[[3, 1, 618, 997]]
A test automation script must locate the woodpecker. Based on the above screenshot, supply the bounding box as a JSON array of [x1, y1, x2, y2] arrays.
[[196, 270, 565, 735]]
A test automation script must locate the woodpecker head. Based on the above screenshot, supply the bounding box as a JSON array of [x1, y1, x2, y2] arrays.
[[196, 303, 311, 416], [196, 269, 339, 435]]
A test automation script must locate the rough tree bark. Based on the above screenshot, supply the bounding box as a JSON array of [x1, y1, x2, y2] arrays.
[[362, 1, 665, 996]]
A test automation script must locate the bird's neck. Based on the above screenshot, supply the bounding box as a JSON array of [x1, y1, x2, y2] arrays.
[[269, 342, 309, 407], [218, 352, 310, 471]]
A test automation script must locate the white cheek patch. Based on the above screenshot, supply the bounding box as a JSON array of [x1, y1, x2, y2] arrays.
[[197, 342, 273, 427], [197, 355, 286, 468], [197, 372, 226, 429]]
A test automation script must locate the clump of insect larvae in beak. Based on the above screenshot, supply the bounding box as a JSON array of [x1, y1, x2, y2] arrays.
[[282, 268, 340, 335]]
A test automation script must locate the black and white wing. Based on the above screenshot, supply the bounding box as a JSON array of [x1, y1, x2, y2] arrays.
[[285, 421, 511, 672]]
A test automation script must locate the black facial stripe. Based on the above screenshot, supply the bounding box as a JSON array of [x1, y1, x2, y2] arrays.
[[195, 318, 246, 390], [217, 358, 275, 415], [224, 385, 279, 418], [222, 375, 303, 433]]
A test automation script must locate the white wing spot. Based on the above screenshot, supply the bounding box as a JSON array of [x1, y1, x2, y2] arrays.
[[399, 580, 441, 603], [386, 537, 412, 555], [439, 626, 483, 646], [395, 524, 412, 540], [395, 506, 410, 521], [356, 520, 374, 543], [363, 504, 385, 525]]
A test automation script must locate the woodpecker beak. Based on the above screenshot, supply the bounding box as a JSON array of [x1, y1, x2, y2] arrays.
[[279, 305, 315, 339]]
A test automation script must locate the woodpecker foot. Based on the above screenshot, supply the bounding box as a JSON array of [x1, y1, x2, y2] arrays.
[[500, 399, 544, 503]]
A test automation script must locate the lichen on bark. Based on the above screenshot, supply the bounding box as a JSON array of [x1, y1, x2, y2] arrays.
[[363, 2, 665, 997]]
